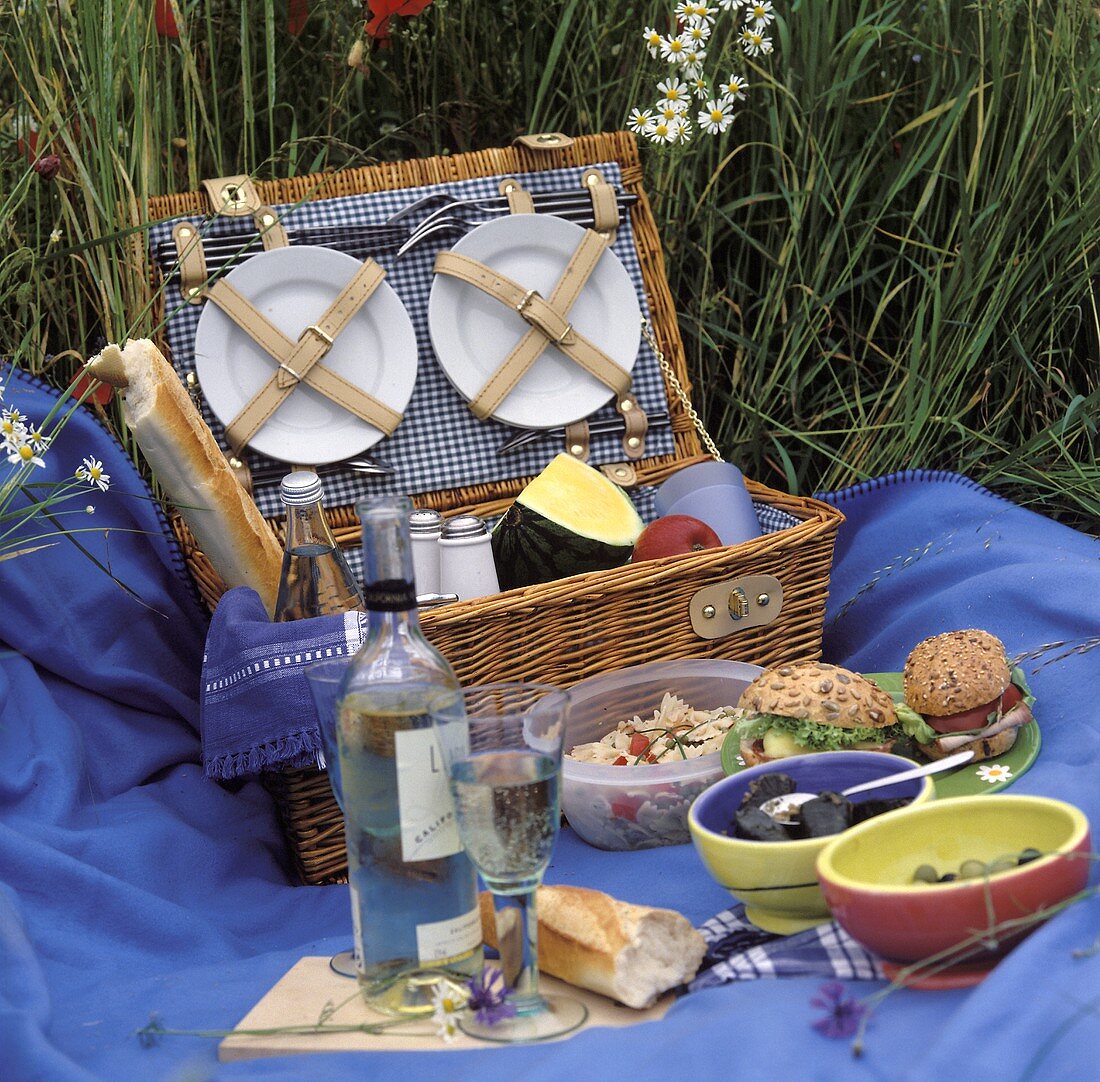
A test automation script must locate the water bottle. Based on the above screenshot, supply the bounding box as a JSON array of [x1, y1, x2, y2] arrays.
[[274, 471, 363, 621]]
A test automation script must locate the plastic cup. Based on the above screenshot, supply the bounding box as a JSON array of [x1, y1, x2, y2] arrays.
[[654, 462, 761, 546]]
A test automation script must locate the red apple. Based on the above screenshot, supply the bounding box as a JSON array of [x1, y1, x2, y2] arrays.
[[630, 515, 722, 563]]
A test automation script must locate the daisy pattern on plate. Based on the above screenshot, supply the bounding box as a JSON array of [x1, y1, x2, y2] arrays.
[[976, 763, 1014, 784], [698, 98, 735, 134]]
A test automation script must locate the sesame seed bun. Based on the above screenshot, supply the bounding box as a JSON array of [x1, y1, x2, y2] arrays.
[[902, 629, 1010, 717], [737, 661, 898, 731]]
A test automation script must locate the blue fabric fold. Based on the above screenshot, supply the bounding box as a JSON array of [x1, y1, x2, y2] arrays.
[[200, 588, 368, 779], [3, 365, 1100, 1081]]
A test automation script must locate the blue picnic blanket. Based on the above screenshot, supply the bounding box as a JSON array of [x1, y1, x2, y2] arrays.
[[2, 365, 1099, 1081]]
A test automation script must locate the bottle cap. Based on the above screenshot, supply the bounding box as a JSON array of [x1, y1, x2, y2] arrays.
[[409, 508, 444, 535], [440, 515, 489, 540], [280, 470, 323, 506]]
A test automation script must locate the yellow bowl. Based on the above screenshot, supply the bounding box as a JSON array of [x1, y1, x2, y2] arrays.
[[816, 795, 1091, 963], [688, 751, 935, 934]]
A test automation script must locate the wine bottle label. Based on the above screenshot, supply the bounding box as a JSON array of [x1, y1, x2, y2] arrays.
[[416, 906, 482, 965], [394, 727, 462, 861], [362, 577, 417, 612]]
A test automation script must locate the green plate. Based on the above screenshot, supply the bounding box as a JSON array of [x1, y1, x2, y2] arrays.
[[719, 671, 1040, 797]]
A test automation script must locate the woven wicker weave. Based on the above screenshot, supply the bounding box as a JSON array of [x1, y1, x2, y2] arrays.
[[150, 133, 843, 886]]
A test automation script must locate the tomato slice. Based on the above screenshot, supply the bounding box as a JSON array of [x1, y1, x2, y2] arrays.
[[628, 733, 651, 757], [928, 684, 1021, 734], [612, 755, 629, 766], [610, 795, 643, 821]]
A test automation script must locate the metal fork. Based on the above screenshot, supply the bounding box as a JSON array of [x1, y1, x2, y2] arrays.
[[248, 456, 396, 484]]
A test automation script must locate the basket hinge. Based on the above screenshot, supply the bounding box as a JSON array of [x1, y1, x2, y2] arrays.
[[582, 167, 619, 244], [201, 173, 289, 249], [689, 574, 783, 640], [513, 132, 575, 152]]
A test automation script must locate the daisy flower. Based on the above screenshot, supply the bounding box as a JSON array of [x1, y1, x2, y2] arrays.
[[431, 984, 461, 1044], [642, 26, 663, 58], [689, 75, 710, 99], [746, 0, 775, 28], [684, 20, 711, 46], [668, 116, 692, 143], [76, 456, 111, 491], [648, 116, 690, 144], [628, 108, 656, 135], [49, 227, 62, 244], [682, 47, 707, 71], [740, 28, 773, 56], [698, 99, 735, 134], [675, 0, 710, 21], [656, 102, 686, 123], [7, 440, 46, 469], [719, 73, 749, 100], [1, 409, 27, 445], [976, 763, 1014, 784], [24, 425, 51, 452], [656, 78, 691, 109], [716, 0, 742, 10], [659, 32, 690, 63]]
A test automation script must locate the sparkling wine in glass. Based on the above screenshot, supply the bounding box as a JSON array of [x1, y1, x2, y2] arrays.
[[431, 682, 588, 1042], [304, 658, 357, 978]]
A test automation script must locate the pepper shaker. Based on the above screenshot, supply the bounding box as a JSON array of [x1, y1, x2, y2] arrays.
[[408, 508, 443, 597], [439, 515, 500, 602]]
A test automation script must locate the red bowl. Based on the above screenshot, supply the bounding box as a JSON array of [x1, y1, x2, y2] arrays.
[[815, 795, 1091, 964]]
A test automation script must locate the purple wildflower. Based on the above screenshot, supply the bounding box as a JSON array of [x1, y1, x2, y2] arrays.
[[810, 981, 867, 1039], [466, 966, 517, 1027]]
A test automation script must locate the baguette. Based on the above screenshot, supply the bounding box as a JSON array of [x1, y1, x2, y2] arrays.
[[479, 885, 706, 1009], [86, 339, 283, 614]]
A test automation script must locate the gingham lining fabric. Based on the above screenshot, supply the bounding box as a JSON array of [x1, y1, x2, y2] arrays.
[[148, 160, 679, 520], [688, 903, 884, 990]]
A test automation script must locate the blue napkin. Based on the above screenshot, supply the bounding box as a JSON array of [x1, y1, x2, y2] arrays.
[[200, 587, 367, 779]]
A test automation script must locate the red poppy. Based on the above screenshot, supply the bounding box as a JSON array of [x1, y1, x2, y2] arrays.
[[154, 0, 179, 38], [72, 371, 115, 407], [32, 154, 62, 181], [366, 0, 433, 45], [288, 0, 309, 34]]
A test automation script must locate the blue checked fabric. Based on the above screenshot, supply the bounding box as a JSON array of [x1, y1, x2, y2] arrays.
[[689, 903, 884, 990], [148, 160, 801, 581]]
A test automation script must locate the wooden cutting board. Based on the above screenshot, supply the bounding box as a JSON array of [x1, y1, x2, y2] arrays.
[[219, 957, 675, 1061]]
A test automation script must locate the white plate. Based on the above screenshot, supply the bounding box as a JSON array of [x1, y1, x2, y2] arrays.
[[194, 246, 417, 464], [427, 215, 642, 428]]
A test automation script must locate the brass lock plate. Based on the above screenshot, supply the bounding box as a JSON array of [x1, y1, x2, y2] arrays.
[[689, 574, 783, 640]]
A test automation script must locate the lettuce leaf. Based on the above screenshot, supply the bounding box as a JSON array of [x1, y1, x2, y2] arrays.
[[894, 701, 940, 745], [733, 712, 896, 752], [1011, 665, 1036, 709]]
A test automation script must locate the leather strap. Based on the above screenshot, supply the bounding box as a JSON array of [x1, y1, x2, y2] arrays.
[[499, 178, 535, 215], [203, 259, 402, 453], [173, 222, 207, 306], [582, 168, 619, 243], [433, 230, 632, 420], [616, 390, 648, 459], [255, 205, 289, 251], [564, 420, 590, 461]]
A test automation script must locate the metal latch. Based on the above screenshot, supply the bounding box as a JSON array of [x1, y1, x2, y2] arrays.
[[689, 574, 783, 640]]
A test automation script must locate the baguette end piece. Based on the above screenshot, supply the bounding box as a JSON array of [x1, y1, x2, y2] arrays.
[[84, 343, 130, 388]]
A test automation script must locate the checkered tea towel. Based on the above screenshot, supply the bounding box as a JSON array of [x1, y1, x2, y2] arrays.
[[689, 903, 884, 991]]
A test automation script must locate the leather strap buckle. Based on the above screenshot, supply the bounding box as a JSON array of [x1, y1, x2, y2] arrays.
[[303, 323, 334, 347], [278, 362, 304, 383], [515, 288, 539, 315]]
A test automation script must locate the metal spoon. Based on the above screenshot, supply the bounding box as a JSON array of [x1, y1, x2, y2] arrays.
[[759, 749, 976, 824]]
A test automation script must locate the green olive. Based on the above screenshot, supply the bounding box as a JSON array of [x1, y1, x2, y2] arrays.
[[912, 863, 939, 884], [959, 859, 987, 879], [987, 856, 1018, 875]]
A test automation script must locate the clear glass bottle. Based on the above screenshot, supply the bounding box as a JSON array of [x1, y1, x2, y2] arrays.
[[337, 495, 482, 1016], [274, 471, 363, 621]]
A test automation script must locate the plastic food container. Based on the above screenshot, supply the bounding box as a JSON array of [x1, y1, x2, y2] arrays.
[[562, 659, 763, 850]]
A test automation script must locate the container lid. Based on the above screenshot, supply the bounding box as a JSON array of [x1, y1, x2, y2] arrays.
[[409, 508, 444, 535], [279, 470, 323, 506], [440, 514, 489, 540]]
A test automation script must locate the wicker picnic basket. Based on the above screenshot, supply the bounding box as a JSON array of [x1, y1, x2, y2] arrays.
[[149, 132, 843, 885]]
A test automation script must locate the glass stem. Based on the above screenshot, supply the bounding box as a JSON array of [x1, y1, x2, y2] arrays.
[[510, 887, 542, 1010]]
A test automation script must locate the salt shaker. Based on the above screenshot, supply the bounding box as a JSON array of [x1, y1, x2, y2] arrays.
[[439, 515, 500, 602], [408, 508, 443, 597]]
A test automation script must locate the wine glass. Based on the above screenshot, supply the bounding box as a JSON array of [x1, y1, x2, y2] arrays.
[[304, 657, 357, 978], [430, 682, 588, 1042]]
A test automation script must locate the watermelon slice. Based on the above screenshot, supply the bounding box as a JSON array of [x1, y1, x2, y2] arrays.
[[491, 454, 644, 591]]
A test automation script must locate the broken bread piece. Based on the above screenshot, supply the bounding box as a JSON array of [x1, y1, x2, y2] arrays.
[[479, 885, 707, 1009], [86, 339, 282, 614]]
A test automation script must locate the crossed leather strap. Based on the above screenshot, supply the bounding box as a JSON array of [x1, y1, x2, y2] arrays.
[[203, 258, 403, 454], [433, 228, 633, 421]]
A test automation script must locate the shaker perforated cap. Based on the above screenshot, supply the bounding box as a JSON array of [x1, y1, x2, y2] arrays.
[[279, 470, 323, 506], [440, 514, 489, 539], [408, 508, 444, 535]]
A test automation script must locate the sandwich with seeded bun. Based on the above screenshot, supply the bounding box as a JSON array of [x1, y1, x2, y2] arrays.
[[732, 661, 910, 766], [899, 629, 1035, 762]]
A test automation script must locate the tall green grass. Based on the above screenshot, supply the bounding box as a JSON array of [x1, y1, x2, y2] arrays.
[[1, 0, 1096, 528]]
